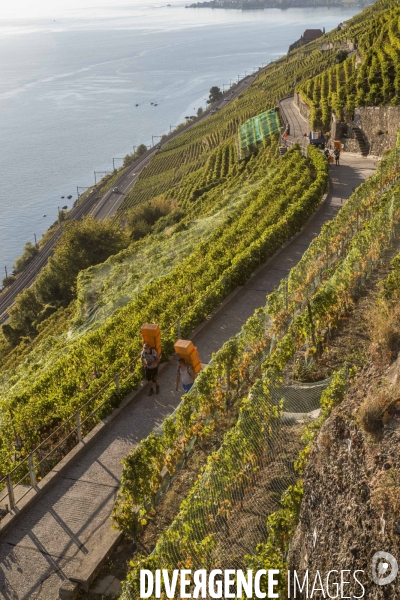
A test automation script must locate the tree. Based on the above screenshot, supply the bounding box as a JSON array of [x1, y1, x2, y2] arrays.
[[13, 241, 38, 274], [35, 217, 128, 304], [207, 86, 223, 104], [2, 275, 16, 288], [136, 144, 148, 157], [126, 197, 174, 240], [123, 144, 148, 167], [7, 288, 43, 335], [336, 50, 349, 64], [3, 217, 128, 343], [197, 107, 204, 117]]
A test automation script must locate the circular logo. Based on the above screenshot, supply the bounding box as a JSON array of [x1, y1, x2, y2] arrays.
[[372, 551, 398, 586]]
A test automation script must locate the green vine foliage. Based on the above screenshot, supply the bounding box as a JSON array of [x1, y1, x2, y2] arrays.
[[119, 136, 400, 599], [297, 4, 400, 128], [0, 146, 329, 478], [244, 366, 355, 598], [112, 145, 328, 535], [267, 141, 400, 341]]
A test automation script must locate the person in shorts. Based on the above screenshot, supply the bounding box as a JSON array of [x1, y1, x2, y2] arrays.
[[176, 358, 195, 394], [141, 343, 160, 396], [333, 146, 340, 166]]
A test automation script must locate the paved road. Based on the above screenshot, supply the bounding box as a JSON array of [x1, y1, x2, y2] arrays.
[[0, 75, 256, 325], [280, 96, 309, 142], [0, 101, 376, 599], [92, 76, 254, 221]]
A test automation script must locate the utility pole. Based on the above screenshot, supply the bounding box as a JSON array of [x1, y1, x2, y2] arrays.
[[112, 158, 124, 170], [4, 266, 7, 278], [94, 171, 110, 185], [77, 186, 90, 199], [34, 234, 37, 247], [132, 145, 136, 153]]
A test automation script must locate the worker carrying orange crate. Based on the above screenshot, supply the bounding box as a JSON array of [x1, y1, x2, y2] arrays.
[[141, 324, 162, 396], [141, 323, 161, 356], [174, 339, 201, 374]]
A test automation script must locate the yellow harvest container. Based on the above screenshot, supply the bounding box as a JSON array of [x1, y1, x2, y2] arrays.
[[174, 339, 201, 374], [141, 323, 162, 356], [334, 140, 342, 152]]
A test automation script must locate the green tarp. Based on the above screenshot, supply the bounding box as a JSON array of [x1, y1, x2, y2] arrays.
[[239, 109, 280, 156]]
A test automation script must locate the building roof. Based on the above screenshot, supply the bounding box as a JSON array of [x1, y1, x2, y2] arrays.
[[302, 29, 324, 41]]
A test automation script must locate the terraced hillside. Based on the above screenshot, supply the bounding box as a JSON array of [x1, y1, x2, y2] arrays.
[[2, 0, 380, 474], [114, 134, 400, 600], [0, 144, 328, 476], [297, 2, 400, 129], [1, 1, 399, 596]]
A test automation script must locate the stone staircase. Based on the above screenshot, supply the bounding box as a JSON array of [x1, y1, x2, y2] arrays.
[[352, 127, 369, 156]]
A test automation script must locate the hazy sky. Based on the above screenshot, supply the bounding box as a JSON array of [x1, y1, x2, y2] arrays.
[[0, 0, 165, 20]]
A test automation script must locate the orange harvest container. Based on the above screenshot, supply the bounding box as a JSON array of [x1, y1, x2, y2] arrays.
[[141, 323, 162, 356], [334, 140, 342, 152], [174, 339, 201, 374]]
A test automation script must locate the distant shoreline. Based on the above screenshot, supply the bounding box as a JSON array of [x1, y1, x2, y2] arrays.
[[186, 1, 371, 9]]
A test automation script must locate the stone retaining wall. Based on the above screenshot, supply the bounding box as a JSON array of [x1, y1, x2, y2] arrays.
[[332, 106, 400, 156], [350, 106, 400, 155], [294, 92, 311, 122], [298, 92, 400, 155]]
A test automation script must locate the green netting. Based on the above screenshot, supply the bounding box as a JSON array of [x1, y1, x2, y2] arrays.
[[119, 374, 332, 600], [239, 109, 280, 156], [117, 143, 400, 599]]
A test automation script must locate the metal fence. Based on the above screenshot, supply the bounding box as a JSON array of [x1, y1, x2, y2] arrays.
[[0, 255, 267, 520]]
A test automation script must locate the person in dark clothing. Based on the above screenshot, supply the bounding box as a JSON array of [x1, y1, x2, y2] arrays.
[[333, 147, 340, 165], [141, 342, 160, 396]]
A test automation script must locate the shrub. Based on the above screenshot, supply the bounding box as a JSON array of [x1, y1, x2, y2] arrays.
[[123, 144, 147, 167], [358, 384, 400, 436], [2, 275, 16, 288], [368, 301, 400, 361], [2, 217, 128, 343], [126, 197, 176, 239], [336, 50, 349, 64], [13, 242, 38, 274], [371, 468, 400, 515]]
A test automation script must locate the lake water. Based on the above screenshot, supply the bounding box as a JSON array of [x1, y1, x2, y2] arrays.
[[0, 0, 362, 270]]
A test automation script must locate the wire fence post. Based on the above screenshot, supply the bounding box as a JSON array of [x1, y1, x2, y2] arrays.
[[28, 454, 37, 488], [177, 318, 181, 340], [76, 411, 83, 443], [115, 374, 120, 392], [7, 474, 15, 510], [307, 302, 317, 349], [285, 278, 289, 311]]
